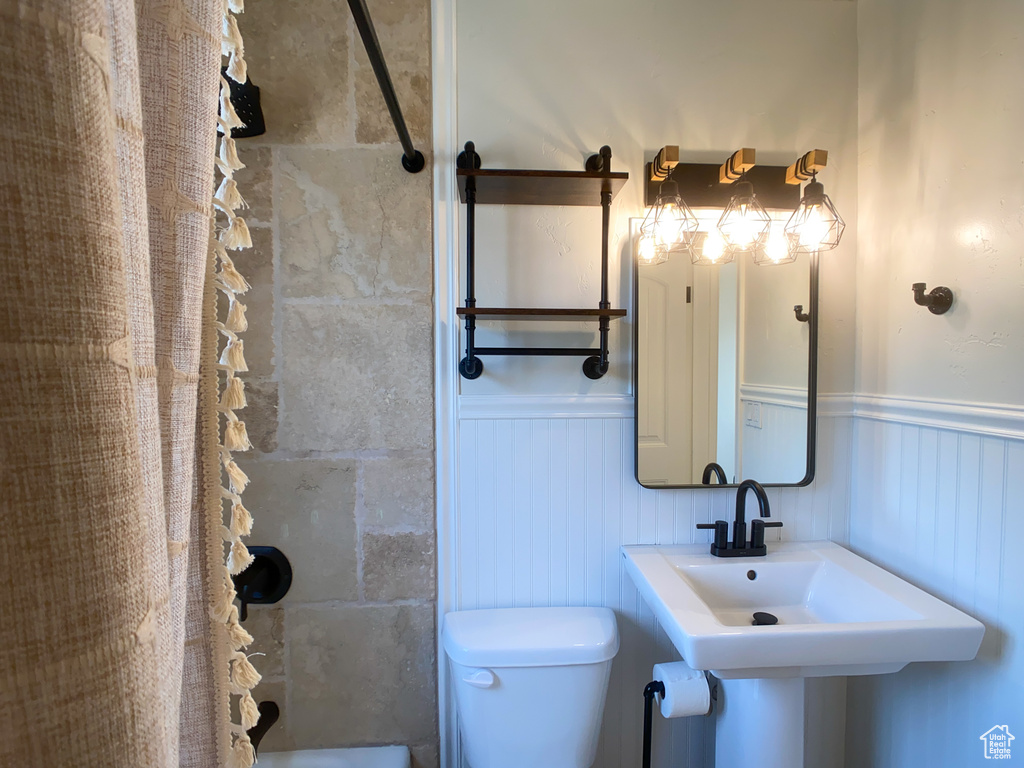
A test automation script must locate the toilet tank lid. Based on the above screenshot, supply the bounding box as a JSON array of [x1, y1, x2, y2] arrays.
[[442, 607, 619, 668]]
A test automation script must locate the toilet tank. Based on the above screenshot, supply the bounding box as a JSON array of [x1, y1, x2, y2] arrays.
[[443, 607, 619, 768]]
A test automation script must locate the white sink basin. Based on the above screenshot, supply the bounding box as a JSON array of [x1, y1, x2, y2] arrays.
[[622, 541, 984, 679]]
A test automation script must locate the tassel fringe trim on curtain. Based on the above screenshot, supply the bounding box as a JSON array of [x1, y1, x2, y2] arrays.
[[211, 1, 259, 765]]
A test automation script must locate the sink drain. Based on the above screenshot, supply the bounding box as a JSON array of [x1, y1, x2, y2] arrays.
[[752, 611, 778, 626]]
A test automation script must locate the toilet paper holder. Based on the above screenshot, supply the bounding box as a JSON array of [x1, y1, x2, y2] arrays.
[[641, 673, 717, 768]]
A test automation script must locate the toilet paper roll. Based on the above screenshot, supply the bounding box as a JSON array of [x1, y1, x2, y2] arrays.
[[653, 661, 711, 718]]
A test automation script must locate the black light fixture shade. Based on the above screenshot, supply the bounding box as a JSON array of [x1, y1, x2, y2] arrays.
[[639, 178, 699, 259], [784, 179, 845, 254], [717, 180, 772, 255]]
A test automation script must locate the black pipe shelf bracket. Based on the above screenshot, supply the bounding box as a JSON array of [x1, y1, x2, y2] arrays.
[[346, 0, 425, 173], [456, 142, 629, 380]]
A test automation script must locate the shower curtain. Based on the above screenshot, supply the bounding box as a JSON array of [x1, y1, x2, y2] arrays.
[[1, 1, 258, 766]]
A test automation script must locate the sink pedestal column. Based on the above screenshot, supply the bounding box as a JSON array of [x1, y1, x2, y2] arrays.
[[715, 678, 804, 768]]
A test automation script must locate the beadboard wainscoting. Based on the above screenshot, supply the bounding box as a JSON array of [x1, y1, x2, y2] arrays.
[[448, 396, 853, 768], [739, 384, 811, 483], [846, 400, 1024, 767]]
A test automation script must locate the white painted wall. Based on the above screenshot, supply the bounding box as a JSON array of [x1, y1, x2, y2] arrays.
[[455, 0, 859, 396], [443, 1, 859, 765], [855, 0, 1024, 404], [740, 254, 811, 393], [848, 0, 1024, 763]]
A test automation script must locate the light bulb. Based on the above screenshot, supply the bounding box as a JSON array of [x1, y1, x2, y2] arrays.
[[717, 181, 771, 254], [703, 228, 725, 263], [784, 178, 846, 254], [654, 202, 684, 248], [729, 205, 761, 248], [754, 222, 797, 266], [641, 179, 698, 255], [798, 204, 829, 250], [637, 233, 667, 266]]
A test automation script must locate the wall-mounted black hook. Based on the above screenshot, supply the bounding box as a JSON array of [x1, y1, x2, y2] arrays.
[[247, 700, 280, 756], [794, 305, 810, 323], [912, 282, 953, 315]]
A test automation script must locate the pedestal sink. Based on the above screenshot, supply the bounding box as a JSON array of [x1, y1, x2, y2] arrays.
[[621, 541, 984, 768]]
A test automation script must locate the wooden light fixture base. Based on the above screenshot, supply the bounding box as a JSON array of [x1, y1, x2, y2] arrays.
[[786, 149, 828, 185]]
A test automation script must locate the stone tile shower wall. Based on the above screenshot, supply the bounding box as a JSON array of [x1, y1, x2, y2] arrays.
[[232, 1, 436, 764]]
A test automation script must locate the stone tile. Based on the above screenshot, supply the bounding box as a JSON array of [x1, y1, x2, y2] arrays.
[[354, 66, 431, 149], [279, 304, 434, 452], [278, 147, 432, 300], [245, 459, 358, 603], [240, 0, 351, 145], [251, 679, 295, 754], [352, 0, 430, 147], [362, 457, 434, 530], [363, 531, 435, 601], [233, 146, 273, 226], [287, 604, 436, 746], [229, 225, 274, 378], [241, 604, 284, 679], [356, 0, 431, 72], [410, 743, 440, 768], [242, 377, 278, 455]]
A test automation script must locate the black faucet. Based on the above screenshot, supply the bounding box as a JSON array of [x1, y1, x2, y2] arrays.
[[696, 479, 783, 557], [701, 462, 727, 485]]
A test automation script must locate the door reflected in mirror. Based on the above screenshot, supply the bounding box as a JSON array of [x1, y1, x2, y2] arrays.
[[632, 219, 817, 488]]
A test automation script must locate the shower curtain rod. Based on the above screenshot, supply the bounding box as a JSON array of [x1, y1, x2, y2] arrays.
[[347, 0, 426, 173]]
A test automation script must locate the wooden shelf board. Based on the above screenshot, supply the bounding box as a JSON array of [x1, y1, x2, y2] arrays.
[[457, 169, 628, 206], [457, 307, 627, 322]]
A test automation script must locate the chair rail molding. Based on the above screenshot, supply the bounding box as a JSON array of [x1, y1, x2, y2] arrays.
[[459, 394, 634, 420], [851, 393, 1024, 440]]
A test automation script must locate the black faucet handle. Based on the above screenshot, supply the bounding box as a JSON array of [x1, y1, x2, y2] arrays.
[[750, 519, 783, 550], [697, 520, 730, 550]]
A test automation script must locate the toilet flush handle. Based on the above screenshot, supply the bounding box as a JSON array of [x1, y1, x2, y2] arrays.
[[462, 668, 496, 689]]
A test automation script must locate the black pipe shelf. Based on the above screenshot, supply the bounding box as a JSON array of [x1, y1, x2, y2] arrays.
[[457, 308, 627, 321], [457, 141, 628, 381], [456, 169, 628, 206]]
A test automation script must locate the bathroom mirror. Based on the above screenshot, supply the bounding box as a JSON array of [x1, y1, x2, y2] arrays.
[[632, 219, 818, 488]]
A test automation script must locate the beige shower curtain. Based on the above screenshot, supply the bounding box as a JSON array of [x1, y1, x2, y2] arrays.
[[1, 1, 258, 766]]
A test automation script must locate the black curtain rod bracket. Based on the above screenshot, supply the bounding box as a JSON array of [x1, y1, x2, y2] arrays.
[[346, 0, 425, 173]]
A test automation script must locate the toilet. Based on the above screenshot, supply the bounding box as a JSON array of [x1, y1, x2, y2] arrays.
[[442, 607, 619, 768]]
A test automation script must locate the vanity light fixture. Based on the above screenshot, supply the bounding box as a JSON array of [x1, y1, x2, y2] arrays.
[[752, 222, 797, 266], [641, 146, 818, 267], [690, 228, 734, 266], [717, 149, 773, 256], [636, 232, 668, 266], [639, 177, 699, 258], [784, 150, 845, 253]]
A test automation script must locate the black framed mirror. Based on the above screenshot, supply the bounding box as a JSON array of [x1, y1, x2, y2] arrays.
[[632, 219, 818, 488]]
